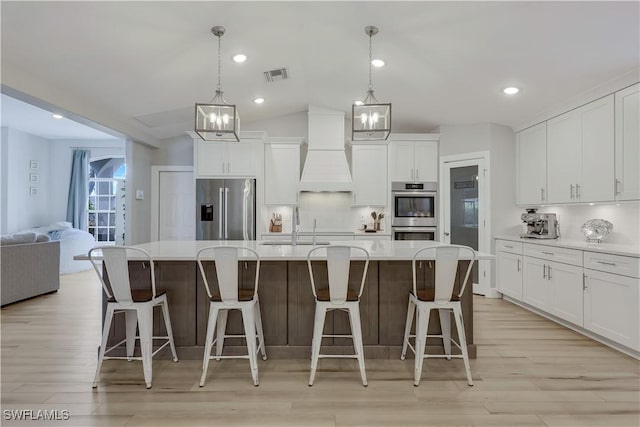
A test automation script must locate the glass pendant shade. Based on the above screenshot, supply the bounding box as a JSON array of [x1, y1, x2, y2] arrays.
[[195, 26, 240, 142], [352, 26, 391, 141]]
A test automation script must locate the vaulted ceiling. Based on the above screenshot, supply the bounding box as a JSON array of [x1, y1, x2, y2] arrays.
[[2, 1, 638, 144]]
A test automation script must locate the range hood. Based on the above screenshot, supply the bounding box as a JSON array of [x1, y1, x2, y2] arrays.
[[299, 106, 353, 192]]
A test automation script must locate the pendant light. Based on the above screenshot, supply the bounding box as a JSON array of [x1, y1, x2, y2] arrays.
[[352, 25, 391, 141], [195, 26, 240, 142]]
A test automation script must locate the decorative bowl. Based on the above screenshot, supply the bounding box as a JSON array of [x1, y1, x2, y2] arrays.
[[581, 219, 613, 242]]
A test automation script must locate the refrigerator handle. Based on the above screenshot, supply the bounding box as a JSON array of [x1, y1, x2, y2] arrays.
[[224, 188, 229, 239], [218, 188, 224, 239]]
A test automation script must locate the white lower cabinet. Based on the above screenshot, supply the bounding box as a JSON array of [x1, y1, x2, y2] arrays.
[[584, 269, 640, 351], [523, 256, 551, 311], [548, 261, 584, 326], [496, 238, 639, 356], [497, 251, 523, 300]]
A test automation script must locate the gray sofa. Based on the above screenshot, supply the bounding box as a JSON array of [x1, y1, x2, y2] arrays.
[[1, 240, 60, 306]]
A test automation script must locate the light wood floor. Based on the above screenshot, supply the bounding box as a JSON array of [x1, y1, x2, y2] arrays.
[[1, 270, 639, 427]]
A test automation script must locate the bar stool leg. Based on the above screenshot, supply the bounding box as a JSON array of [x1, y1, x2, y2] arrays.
[[439, 308, 452, 361], [241, 305, 259, 386], [348, 303, 367, 387], [414, 306, 431, 386], [215, 309, 228, 362], [254, 299, 267, 361], [125, 310, 137, 362], [453, 304, 473, 386], [93, 305, 115, 388], [200, 304, 219, 387], [309, 304, 327, 386], [401, 297, 416, 360], [137, 305, 154, 389], [160, 297, 178, 362]]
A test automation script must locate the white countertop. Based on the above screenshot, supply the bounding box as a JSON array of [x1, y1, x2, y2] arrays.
[[79, 240, 493, 261], [262, 230, 392, 237], [495, 235, 640, 258]]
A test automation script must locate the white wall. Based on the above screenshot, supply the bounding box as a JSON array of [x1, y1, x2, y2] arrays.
[[1, 127, 51, 233], [538, 203, 639, 246], [1, 127, 8, 233], [152, 134, 193, 166], [243, 111, 308, 137], [438, 124, 491, 157], [126, 140, 154, 244], [48, 139, 125, 224]]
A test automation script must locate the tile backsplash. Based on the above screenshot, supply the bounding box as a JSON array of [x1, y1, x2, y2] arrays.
[[264, 192, 387, 233]]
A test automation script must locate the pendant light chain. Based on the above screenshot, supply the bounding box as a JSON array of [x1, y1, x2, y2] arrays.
[[368, 32, 373, 91], [217, 34, 222, 92]]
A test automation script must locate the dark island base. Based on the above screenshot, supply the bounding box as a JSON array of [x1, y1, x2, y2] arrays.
[[104, 261, 475, 359]]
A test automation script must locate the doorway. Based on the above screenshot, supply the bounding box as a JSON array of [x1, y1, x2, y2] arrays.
[[440, 152, 493, 296]]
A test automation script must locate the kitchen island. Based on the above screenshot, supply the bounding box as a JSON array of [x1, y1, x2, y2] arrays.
[[87, 240, 493, 359]]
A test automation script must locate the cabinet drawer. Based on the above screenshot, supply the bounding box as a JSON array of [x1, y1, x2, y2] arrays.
[[497, 240, 523, 254], [524, 244, 583, 266], [584, 251, 640, 278]]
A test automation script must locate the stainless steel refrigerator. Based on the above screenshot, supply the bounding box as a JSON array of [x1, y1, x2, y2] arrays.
[[196, 178, 256, 240]]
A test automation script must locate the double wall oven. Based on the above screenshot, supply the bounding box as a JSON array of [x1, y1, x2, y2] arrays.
[[391, 182, 438, 240]]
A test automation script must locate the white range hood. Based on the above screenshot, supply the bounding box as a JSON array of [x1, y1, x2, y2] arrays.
[[299, 106, 353, 192]]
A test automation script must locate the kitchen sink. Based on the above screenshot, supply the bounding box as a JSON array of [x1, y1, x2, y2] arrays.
[[259, 240, 330, 246]]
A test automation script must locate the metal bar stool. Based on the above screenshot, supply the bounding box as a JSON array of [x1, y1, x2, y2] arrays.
[[400, 244, 476, 386], [89, 246, 178, 389], [307, 245, 370, 387], [197, 246, 266, 387]]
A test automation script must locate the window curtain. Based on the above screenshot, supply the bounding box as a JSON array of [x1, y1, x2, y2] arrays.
[[66, 150, 90, 229]]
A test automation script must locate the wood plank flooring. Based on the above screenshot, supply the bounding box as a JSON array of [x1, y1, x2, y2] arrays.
[[1, 270, 638, 426]]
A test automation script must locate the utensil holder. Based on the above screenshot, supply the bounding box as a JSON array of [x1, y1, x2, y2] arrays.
[[269, 220, 282, 233]]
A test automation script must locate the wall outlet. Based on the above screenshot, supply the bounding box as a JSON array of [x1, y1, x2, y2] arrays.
[[135, 190, 144, 200]]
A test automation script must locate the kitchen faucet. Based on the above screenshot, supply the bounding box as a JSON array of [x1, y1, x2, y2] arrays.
[[291, 206, 300, 246]]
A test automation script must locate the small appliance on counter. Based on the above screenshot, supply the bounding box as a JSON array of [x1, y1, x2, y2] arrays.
[[521, 208, 560, 239]]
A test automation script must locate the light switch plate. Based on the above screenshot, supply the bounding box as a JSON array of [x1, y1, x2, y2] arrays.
[[135, 190, 144, 200]]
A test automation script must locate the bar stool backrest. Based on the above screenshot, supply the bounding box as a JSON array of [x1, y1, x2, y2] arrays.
[[307, 245, 370, 304], [412, 245, 476, 303], [89, 246, 156, 305], [196, 246, 260, 305]]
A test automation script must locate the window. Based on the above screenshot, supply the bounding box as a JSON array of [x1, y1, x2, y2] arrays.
[[87, 158, 125, 244]]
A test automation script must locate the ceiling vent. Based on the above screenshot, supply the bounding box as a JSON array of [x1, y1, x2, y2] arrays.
[[264, 67, 288, 83]]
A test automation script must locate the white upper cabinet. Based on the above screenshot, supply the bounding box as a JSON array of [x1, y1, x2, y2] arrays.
[[615, 83, 640, 201], [389, 137, 439, 182], [516, 122, 547, 205], [351, 143, 387, 206], [264, 141, 301, 205], [547, 95, 614, 203], [195, 140, 257, 178]]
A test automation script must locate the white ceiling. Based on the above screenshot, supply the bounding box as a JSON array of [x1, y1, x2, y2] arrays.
[[1, 1, 638, 141], [0, 94, 120, 140]]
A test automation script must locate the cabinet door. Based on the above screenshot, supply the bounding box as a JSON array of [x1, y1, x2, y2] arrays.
[[547, 110, 581, 203], [615, 83, 640, 201], [414, 142, 438, 182], [523, 257, 551, 310], [390, 141, 415, 181], [498, 251, 523, 300], [264, 144, 300, 205], [580, 95, 615, 202], [584, 269, 640, 351], [516, 123, 547, 205], [548, 261, 584, 326], [352, 144, 387, 206], [196, 141, 226, 177], [226, 143, 256, 176]]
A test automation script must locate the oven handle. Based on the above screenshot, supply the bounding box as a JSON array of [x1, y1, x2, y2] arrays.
[[392, 227, 438, 232], [392, 191, 437, 197]]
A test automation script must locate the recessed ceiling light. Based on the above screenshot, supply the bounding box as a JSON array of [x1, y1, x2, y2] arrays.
[[253, 97, 265, 104], [503, 87, 520, 95], [232, 54, 247, 63], [371, 59, 385, 67], [354, 100, 364, 106], [52, 113, 64, 119]]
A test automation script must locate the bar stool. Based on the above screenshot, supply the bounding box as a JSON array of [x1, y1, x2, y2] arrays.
[[307, 245, 370, 387], [400, 245, 476, 386], [197, 246, 266, 387], [89, 246, 178, 389]]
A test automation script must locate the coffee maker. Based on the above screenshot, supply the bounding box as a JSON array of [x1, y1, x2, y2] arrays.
[[521, 209, 560, 239]]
